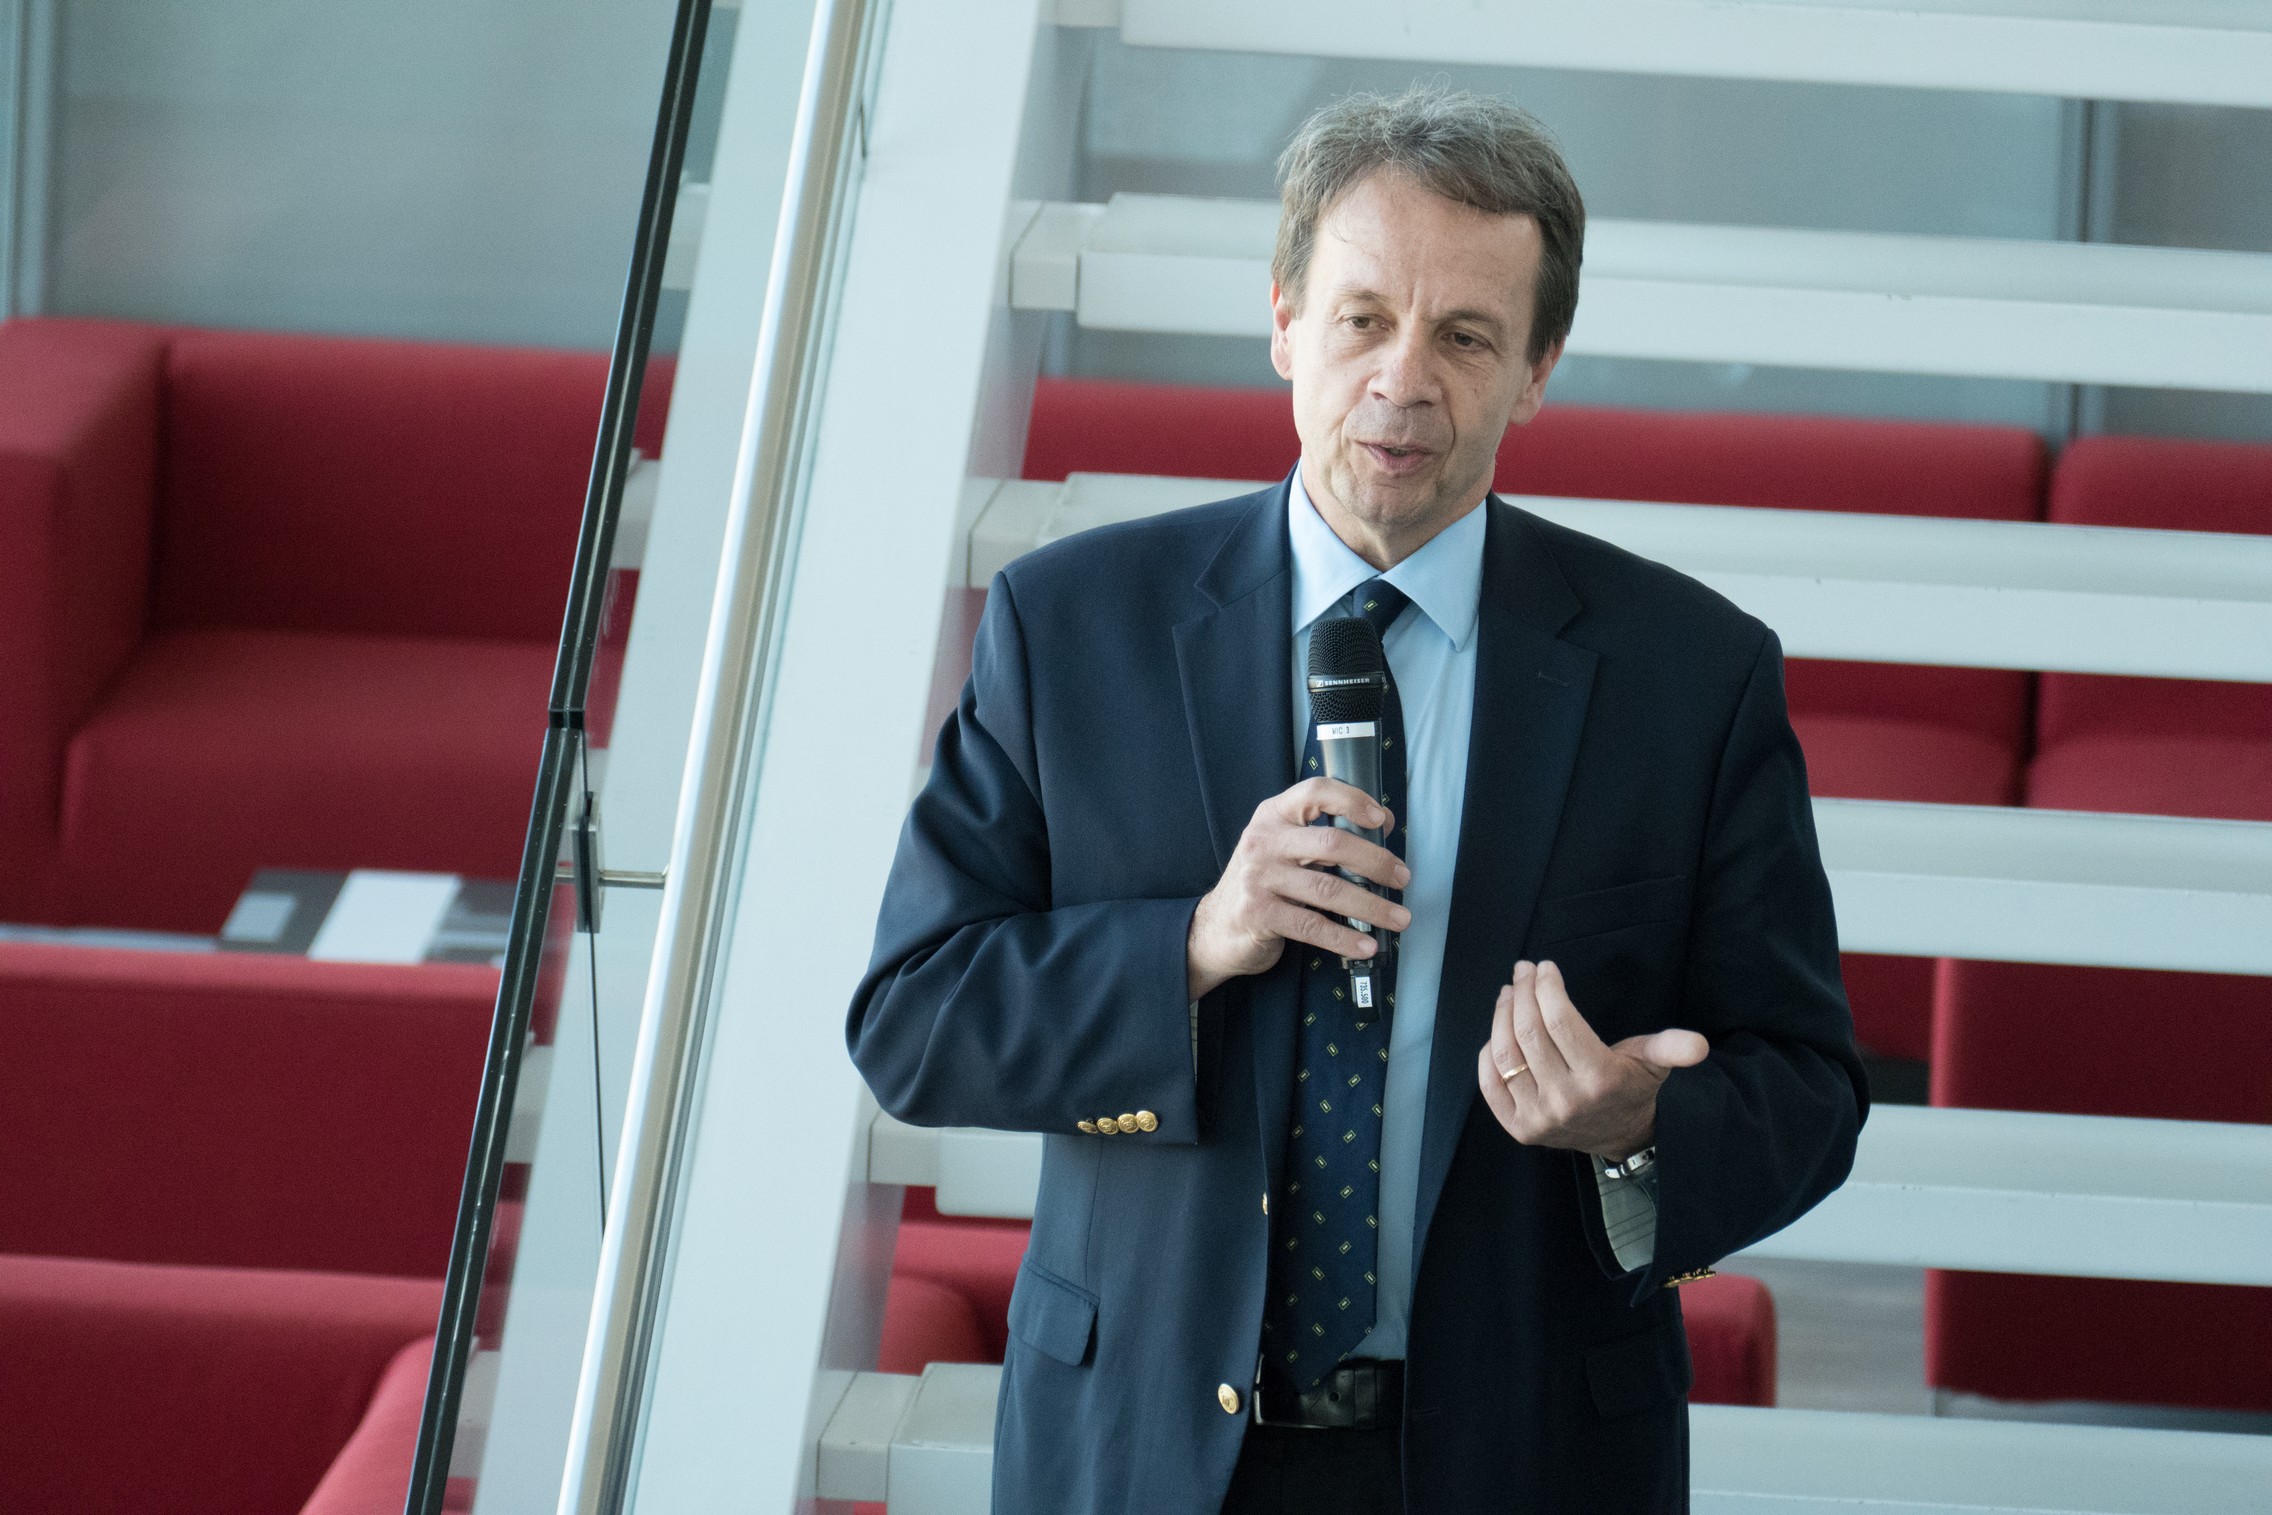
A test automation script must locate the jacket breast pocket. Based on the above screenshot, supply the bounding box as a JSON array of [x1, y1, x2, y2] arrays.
[[1007, 1259, 1097, 1368], [1531, 874, 1688, 951]]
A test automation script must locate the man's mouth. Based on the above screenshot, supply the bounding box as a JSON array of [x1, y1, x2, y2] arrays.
[[1361, 442, 1434, 473]]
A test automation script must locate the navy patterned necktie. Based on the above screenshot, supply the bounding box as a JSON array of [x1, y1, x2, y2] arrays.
[[1264, 578, 1410, 1391]]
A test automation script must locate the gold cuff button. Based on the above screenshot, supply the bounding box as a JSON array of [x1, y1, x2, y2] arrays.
[[1096, 1116, 1120, 1135], [1134, 1110, 1159, 1132], [1118, 1112, 1141, 1134], [1077, 1120, 1099, 1135], [1216, 1383, 1242, 1416]]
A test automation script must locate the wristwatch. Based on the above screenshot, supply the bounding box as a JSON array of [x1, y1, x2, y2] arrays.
[[1599, 1146, 1656, 1183]]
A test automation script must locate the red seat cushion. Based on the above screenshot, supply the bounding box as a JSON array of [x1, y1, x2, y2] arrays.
[[1023, 378, 2046, 1059], [0, 942, 493, 1277], [0, 1253, 438, 1515], [1680, 1271, 1777, 1408], [60, 628, 552, 932]]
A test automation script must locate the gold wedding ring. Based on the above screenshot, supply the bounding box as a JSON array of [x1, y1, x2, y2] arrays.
[[1499, 1062, 1529, 1084]]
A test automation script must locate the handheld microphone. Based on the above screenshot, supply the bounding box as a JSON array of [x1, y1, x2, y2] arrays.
[[1307, 617, 1394, 1010]]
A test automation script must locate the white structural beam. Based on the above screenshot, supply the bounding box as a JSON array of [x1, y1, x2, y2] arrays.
[[660, 181, 709, 292], [1117, 0, 2272, 113], [818, 1365, 2272, 1513], [1816, 798, 2272, 976], [870, 1103, 2272, 1288], [1010, 195, 2272, 394], [1735, 1105, 2272, 1285], [969, 473, 2272, 684], [1687, 1403, 2272, 1515]]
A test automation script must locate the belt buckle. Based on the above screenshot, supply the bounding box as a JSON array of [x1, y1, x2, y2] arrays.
[[1249, 1378, 1313, 1431]]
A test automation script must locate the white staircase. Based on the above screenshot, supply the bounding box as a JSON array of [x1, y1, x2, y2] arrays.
[[565, 2, 2272, 1509]]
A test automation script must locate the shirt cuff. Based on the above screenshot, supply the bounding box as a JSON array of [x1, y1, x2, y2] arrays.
[[1592, 1152, 1659, 1273]]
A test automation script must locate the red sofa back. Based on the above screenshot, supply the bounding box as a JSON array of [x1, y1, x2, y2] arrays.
[[152, 329, 672, 643], [0, 943, 493, 1277]]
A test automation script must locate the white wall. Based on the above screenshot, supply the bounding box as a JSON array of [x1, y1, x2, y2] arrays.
[[40, 0, 676, 348]]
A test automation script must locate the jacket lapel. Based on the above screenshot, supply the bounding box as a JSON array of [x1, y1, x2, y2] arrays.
[[1173, 482, 1298, 1180], [1413, 500, 1597, 1261]]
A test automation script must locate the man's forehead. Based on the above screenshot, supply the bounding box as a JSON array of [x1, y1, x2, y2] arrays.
[[1312, 189, 1537, 318]]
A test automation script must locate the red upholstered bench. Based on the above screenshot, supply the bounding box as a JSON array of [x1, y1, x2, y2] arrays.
[[1023, 378, 2046, 1062], [0, 317, 669, 933], [0, 942, 494, 1276], [0, 1253, 441, 1515], [1929, 435, 2272, 1414], [881, 1191, 1777, 1407]]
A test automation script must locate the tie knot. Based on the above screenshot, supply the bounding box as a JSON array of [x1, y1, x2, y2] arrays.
[[1351, 579, 1409, 637]]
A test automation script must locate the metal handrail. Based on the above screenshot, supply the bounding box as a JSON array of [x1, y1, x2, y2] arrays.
[[553, 0, 877, 1507]]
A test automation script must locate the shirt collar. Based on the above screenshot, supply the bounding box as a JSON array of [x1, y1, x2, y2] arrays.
[[1287, 464, 1485, 652]]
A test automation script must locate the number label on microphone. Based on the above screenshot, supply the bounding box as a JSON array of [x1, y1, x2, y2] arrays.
[[1353, 975, 1374, 1009], [1316, 721, 1378, 741]]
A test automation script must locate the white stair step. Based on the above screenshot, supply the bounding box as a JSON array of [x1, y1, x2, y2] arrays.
[[1115, 0, 2272, 113], [1011, 195, 2272, 393]]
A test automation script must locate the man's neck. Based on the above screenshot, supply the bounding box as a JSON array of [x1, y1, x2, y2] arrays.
[[1299, 460, 1487, 571]]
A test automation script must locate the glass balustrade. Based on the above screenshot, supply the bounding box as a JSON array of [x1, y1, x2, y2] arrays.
[[405, 4, 741, 1510]]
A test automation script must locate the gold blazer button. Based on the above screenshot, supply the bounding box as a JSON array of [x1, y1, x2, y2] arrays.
[[1217, 1383, 1243, 1416], [1135, 1110, 1159, 1132], [1096, 1116, 1120, 1135], [1077, 1120, 1099, 1135]]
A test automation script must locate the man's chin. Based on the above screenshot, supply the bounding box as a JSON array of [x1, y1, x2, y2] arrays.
[[1343, 474, 1455, 531]]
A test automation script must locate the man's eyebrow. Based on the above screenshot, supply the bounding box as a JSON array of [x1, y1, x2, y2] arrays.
[[1437, 307, 1509, 334], [1322, 287, 1512, 335]]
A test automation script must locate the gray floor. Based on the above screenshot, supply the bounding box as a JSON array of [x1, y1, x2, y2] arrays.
[[1730, 1258, 2272, 1435], [1733, 1258, 1934, 1417]]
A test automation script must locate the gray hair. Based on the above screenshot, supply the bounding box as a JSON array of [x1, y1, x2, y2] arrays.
[[1274, 86, 1585, 363]]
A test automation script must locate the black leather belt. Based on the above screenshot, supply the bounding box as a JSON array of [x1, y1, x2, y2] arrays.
[[1253, 1358, 1405, 1430]]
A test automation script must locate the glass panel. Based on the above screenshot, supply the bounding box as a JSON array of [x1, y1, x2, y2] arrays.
[[406, 3, 737, 1510]]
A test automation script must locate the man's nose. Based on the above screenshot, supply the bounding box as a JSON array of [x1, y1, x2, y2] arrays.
[[1370, 327, 1437, 410]]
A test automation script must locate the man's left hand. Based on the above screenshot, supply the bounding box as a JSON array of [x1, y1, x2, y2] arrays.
[[1475, 960, 1709, 1161]]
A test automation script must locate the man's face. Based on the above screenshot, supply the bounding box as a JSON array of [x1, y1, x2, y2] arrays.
[[1272, 170, 1561, 564]]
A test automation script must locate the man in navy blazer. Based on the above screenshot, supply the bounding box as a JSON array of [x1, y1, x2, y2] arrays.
[[850, 86, 1865, 1513]]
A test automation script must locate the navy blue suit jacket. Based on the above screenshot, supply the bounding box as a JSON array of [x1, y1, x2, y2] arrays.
[[849, 482, 1866, 1514]]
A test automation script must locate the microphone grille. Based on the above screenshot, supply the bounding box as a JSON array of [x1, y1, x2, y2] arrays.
[[1307, 617, 1386, 724]]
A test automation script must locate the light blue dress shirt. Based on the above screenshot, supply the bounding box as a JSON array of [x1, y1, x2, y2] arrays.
[[1284, 469, 1654, 1360]]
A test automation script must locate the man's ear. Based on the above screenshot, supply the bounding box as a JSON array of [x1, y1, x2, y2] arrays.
[[1269, 279, 1296, 381], [1507, 337, 1564, 426]]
